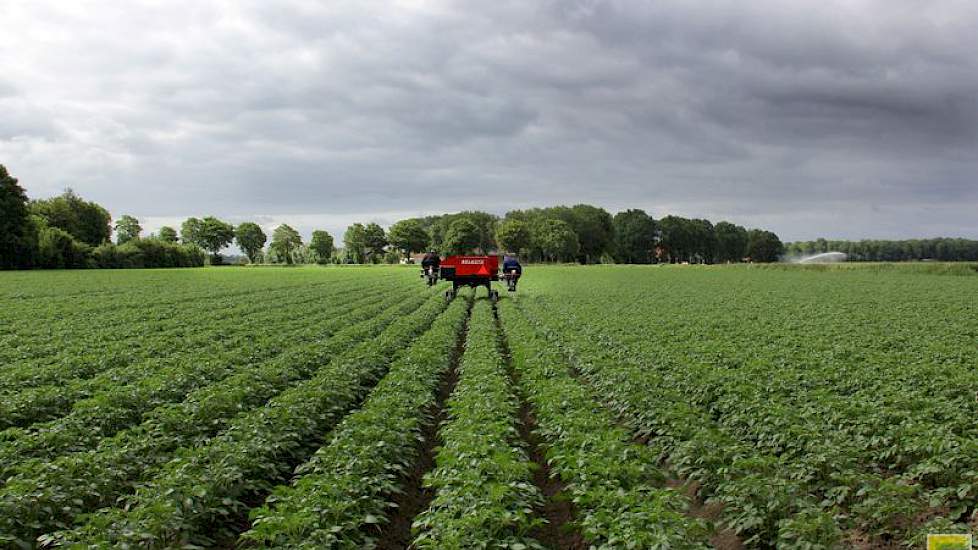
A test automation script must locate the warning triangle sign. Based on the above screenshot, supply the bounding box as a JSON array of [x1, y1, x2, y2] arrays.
[[476, 264, 490, 276]]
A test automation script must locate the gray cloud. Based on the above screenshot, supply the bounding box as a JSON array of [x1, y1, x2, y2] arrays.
[[1, 0, 976, 242]]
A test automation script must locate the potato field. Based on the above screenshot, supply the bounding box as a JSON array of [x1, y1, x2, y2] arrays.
[[0, 265, 976, 549]]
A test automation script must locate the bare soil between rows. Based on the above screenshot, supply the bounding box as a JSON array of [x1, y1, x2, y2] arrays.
[[493, 302, 587, 550], [373, 300, 472, 549]]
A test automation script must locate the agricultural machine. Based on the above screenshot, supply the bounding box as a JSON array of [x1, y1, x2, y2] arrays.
[[432, 255, 518, 300]]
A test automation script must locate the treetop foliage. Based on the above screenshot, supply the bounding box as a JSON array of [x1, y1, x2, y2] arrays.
[[309, 230, 334, 264], [114, 215, 142, 245], [235, 222, 267, 264], [7, 162, 976, 269], [30, 188, 112, 247], [786, 237, 978, 262], [269, 224, 302, 265], [0, 164, 36, 269]]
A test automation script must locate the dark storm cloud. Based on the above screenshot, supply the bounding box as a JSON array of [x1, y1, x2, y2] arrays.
[[1, 0, 976, 242]]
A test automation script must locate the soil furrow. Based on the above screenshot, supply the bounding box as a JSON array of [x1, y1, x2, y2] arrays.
[[492, 301, 585, 550], [374, 298, 473, 550], [515, 302, 744, 549]]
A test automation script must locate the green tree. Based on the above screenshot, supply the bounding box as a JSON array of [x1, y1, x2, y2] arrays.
[[442, 218, 481, 255], [537, 219, 579, 262], [30, 189, 111, 247], [36, 224, 88, 269], [657, 215, 693, 263], [715, 221, 748, 263], [158, 226, 179, 243], [495, 218, 533, 254], [180, 218, 205, 247], [343, 223, 367, 263], [270, 224, 302, 265], [0, 164, 36, 269], [387, 218, 430, 257], [689, 218, 717, 263], [612, 209, 656, 264], [431, 211, 497, 253], [747, 229, 784, 263], [569, 204, 613, 263], [197, 217, 235, 264], [309, 230, 334, 264], [235, 222, 267, 264], [363, 223, 388, 262], [114, 215, 142, 245]]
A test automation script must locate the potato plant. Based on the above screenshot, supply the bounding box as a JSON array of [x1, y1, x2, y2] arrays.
[[499, 300, 710, 549], [48, 293, 449, 547], [0, 278, 358, 391], [0, 283, 406, 478], [1, 264, 976, 548], [0, 287, 423, 545], [0, 280, 395, 430], [242, 290, 473, 548], [514, 266, 978, 546], [411, 300, 544, 550]]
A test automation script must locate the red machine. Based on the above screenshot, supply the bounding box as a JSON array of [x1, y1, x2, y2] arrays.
[[439, 255, 500, 300]]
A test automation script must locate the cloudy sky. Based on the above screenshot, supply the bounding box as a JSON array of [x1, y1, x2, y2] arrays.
[[2, 0, 976, 242]]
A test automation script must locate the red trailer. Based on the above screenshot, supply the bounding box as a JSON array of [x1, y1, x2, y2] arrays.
[[439, 255, 500, 300]]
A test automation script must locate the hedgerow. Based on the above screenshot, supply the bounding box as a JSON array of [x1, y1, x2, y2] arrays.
[[411, 300, 544, 549], [241, 290, 472, 548]]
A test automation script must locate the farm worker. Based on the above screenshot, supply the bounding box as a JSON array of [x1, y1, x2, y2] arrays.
[[503, 254, 522, 275], [421, 251, 440, 271], [502, 254, 522, 291]]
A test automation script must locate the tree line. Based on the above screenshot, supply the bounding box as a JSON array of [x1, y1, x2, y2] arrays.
[[786, 238, 978, 262], [0, 164, 341, 269], [3, 163, 791, 269], [336, 206, 785, 264], [1, 165, 204, 269]]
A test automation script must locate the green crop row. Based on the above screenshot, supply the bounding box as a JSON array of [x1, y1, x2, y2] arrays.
[[0, 278, 360, 390], [0, 272, 371, 362], [498, 300, 710, 549], [241, 290, 473, 548], [0, 284, 386, 431], [0, 285, 407, 476], [0, 268, 371, 338], [517, 300, 839, 547], [544, 300, 976, 544], [516, 268, 978, 546], [46, 292, 449, 548], [0, 290, 430, 546], [0, 279, 340, 371], [411, 300, 544, 550]]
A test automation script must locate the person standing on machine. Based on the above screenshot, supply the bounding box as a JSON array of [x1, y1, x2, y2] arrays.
[[421, 251, 441, 285], [502, 254, 522, 291]]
